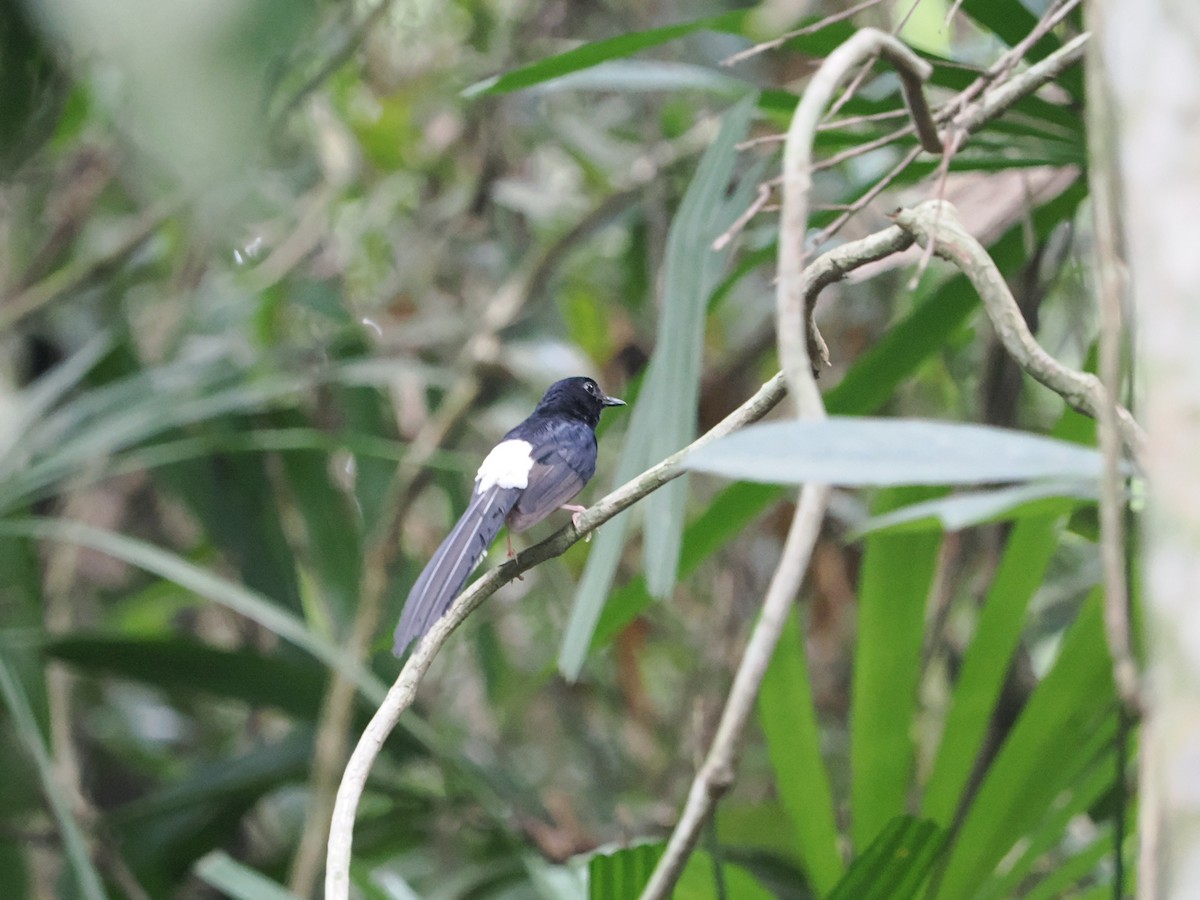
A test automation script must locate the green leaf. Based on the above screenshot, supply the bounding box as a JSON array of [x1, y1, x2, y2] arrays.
[[117, 734, 314, 892], [157, 442, 303, 615], [558, 93, 757, 679], [462, 12, 748, 97], [934, 590, 1115, 898], [851, 488, 942, 849], [587, 841, 663, 899], [920, 514, 1062, 824], [979, 724, 1121, 899], [758, 606, 842, 893], [0, 652, 108, 900], [0, 518, 387, 704], [640, 95, 761, 599], [45, 635, 328, 720], [275, 419, 363, 630], [850, 480, 1096, 538], [519, 60, 749, 96], [583, 840, 774, 899], [684, 418, 1104, 487], [195, 852, 298, 900], [827, 816, 946, 900], [922, 403, 1097, 826]]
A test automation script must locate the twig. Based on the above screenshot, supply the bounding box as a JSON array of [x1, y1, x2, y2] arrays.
[[1083, 22, 1142, 715], [725, 17, 1088, 255], [720, 0, 889, 67], [891, 200, 1146, 464], [808, 33, 1089, 252], [953, 32, 1089, 135], [906, 128, 965, 290], [894, 0, 925, 34], [826, 53, 881, 122], [712, 183, 773, 251], [810, 24, 1088, 178], [273, 0, 398, 126], [806, 144, 923, 254], [820, 106, 912, 131], [776, 27, 934, 398]]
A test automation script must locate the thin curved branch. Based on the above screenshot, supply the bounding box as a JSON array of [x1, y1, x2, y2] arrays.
[[637, 29, 934, 900], [324, 371, 788, 900], [777, 28, 934, 400], [891, 200, 1146, 466], [1084, 18, 1143, 716]]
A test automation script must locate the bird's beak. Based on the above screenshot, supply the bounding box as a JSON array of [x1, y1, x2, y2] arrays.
[[602, 394, 626, 408]]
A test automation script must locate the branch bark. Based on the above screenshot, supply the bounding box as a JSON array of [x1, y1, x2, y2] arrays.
[[891, 200, 1146, 465]]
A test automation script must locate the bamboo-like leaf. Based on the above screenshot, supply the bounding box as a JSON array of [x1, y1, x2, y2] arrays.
[[0, 653, 108, 900], [684, 418, 1105, 487], [558, 93, 756, 679], [934, 590, 1115, 898], [586, 841, 663, 900], [462, 12, 748, 97], [850, 480, 1096, 538], [827, 816, 945, 900], [758, 606, 842, 893], [920, 514, 1062, 823], [195, 852, 298, 900], [46, 635, 328, 720], [923, 404, 1097, 825], [0, 518, 387, 704], [979, 722, 1122, 899], [850, 487, 943, 849]]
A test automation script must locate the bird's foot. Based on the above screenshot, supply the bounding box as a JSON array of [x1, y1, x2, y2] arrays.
[[561, 504, 591, 542]]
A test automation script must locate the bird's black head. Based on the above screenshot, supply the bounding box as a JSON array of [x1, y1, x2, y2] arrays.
[[535, 376, 625, 428]]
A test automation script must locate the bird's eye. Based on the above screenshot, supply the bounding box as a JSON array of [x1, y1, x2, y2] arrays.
[[586, 382, 596, 394]]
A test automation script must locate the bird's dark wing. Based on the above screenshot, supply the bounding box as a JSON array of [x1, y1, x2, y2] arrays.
[[393, 483, 521, 656], [506, 418, 597, 532]]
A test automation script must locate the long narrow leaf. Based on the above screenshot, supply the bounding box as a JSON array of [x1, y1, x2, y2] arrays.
[[0, 518, 386, 704], [920, 515, 1063, 823], [850, 487, 942, 849], [463, 12, 747, 96], [0, 652, 108, 900], [558, 93, 756, 679], [758, 606, 843, 893], [683, 418, 1105, 487], [934, 590, 1115, 897], [827, 816, 945, 900], [195, 851, 299, 900]]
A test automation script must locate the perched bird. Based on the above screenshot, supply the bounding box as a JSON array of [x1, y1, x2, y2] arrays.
[[393, 376, 625, 656]]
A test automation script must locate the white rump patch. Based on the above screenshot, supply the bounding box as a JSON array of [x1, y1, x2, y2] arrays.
[[475, 439, 534, 492]]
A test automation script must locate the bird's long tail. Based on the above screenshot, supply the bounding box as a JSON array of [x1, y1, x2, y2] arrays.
[[393, 485, 521, 656]]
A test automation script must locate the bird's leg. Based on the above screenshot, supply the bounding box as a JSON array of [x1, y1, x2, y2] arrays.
[[505, 531, 524, 580], [560, 504, 591, 542]]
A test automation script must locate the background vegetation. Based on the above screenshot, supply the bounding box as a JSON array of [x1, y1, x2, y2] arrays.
[[0, 0, 1142, 898]]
